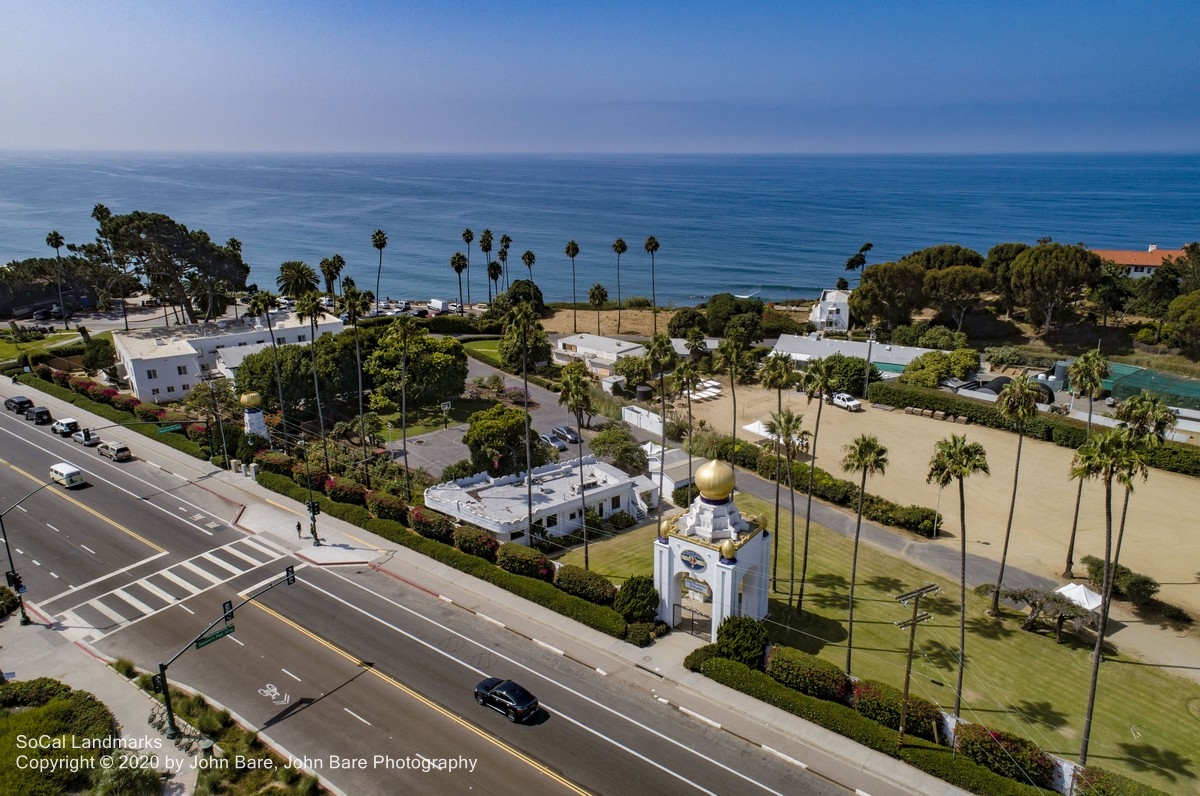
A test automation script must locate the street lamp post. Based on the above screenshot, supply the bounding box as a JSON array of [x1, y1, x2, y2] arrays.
[[300, 435, 321, 546], [209, 380, 230, 467], [862, 326, 876, 400], [2, 481, 63, 626]]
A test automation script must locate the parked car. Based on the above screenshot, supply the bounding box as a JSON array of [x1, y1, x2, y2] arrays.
[[407, 308, 429, 318], [97, 441, 132, 461], [448, 302, 462, 314], [25, 406, 51, 424], [541, 433, 568, 452], [552, 425, 580, 444], [830, 392, 863, 412], [51, 418, 81, 436], [50, 306, 73, 320], [474, 678, 539, 723], [4, 396, 33, 413], [72, 429, 101, 446], [31, 309, 51, 321]]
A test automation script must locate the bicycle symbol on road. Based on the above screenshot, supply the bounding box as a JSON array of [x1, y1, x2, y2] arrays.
[[258, 683, 291, 706]]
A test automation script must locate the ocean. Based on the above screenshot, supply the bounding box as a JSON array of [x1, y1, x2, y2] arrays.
[[2, 152, 1198, 306]]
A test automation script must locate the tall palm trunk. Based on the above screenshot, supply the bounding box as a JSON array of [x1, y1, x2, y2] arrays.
[[844, 466, 869, 675], [523, 327, 534, 542], [796, 399, 824, 616], [1064, 394, 1095, 577], [401, 332, 412, 500], [728, 365, 738, 476], [263, 313, 289, 451], [991, 429, 1024, 615], [955, 476, 967, 718], [658, 371, 667, 530], [650, 254, 658, 335], [615, 253, 623, 335], [308, 316, 330, 473], [1078, 468, 1114, 766], [354, 325, 369, 489], [786, 445, 797, 624], [772, 390, 783, 591]]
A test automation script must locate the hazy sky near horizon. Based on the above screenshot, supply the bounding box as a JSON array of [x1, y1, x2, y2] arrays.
[[3, 1, 1197, 154]]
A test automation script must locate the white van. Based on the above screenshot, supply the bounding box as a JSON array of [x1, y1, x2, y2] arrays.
[[50, 462, 85, 488], [428, 298, 451, 314]]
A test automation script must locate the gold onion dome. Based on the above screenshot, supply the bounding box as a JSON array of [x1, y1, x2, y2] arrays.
[[695, 459, 735, 501], [659, 515, 674, 537], [240, 392, 262, 408], [719, 539, 737, 560]]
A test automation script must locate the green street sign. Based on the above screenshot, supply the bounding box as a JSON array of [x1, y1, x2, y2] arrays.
[[158, 424, 184, 434], [195, 624, 235, 649]]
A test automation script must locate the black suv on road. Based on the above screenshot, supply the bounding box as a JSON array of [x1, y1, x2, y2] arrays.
[[474, 678, 539, 723], [5, 396, 33, 413]]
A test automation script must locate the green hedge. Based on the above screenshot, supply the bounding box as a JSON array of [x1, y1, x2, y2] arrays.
[[898, 743, 1055, 796], [555, 564, 617, 606], [766, 645, 851, 703], [869, 381, 1200, 478], [955, 722, 1057, 790], [852, 679, 942, 743], [1073, 766, 1170, 796], [255, 472, 628, 639], [1081, 555, 1160, 605]]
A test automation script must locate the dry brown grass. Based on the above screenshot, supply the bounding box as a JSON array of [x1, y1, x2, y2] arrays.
[[541, 307, 680, 337]]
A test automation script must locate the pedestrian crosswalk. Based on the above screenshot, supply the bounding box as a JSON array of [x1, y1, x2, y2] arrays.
[[54, 537, 287, 642]]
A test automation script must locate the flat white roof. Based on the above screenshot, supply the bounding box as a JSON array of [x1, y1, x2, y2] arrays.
[[773, 333, 936, 367], [115, 312, 340, 360], [557, 333, 645, 358]]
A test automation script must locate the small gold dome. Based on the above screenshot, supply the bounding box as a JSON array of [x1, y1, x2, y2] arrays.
[[719, 539, 737, 560], [695, 459, 735, 501], [240, 392, 262, 408], [659, 515, 674, 537]]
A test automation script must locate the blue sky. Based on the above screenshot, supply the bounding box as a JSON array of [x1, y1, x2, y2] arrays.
[[2, 1, 1197, 153]]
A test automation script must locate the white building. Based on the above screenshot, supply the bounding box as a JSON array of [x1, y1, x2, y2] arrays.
[[113, 311, 344, 402], [424, 455, 652, 545], [1091, 245, 1187, 279], [643, 442, 705, 498], [552, 333, 646, 376], [772, 333, 938, 377], [808, 289, 851, 332]]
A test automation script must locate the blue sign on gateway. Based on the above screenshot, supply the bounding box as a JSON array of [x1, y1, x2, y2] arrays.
[[679, 550, 706, 572]]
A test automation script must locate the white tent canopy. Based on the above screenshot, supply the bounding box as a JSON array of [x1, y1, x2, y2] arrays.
[[1055, 582, 1102, 613], [743, 420, 807, 446]]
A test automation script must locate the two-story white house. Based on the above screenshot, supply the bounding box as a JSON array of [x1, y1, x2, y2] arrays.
[[808, 289, 851, 332], [552, 333, 646, 376], [113, 311, 344, 402]]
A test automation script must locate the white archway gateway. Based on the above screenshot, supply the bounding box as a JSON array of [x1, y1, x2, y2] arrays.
[[653, 459, 770, 642]]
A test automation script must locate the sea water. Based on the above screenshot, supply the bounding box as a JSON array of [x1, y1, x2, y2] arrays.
[[2, 152, 1197, 305]]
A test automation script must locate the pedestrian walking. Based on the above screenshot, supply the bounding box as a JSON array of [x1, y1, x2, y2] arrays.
[[296, 521, 302, 539]]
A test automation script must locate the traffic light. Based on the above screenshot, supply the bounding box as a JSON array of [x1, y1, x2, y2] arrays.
[[222, 600, 234, 622], [151, 674, 164, 693], [4, 571, 13, 588], [308, 500, 320, 516], [285, 565, 295, 585], [5, 571, 23, 594]]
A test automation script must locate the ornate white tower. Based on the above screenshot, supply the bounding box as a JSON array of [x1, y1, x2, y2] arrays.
[[240, 392, 270, 443], [653, 459, 770, 642]]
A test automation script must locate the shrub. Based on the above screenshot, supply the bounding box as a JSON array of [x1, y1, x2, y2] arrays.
[[111, 657, 138, 678], [133, 401, 166, 421], [497, 544, 554, 582], [852, 680, 942, 743], [955, 722, 1056, 789], [984, 346, 1024, 367], [325, 476, 369, 506], [111, 393, 140, 412], [608, 510, 636, 530], [254, 450, 296, 476], [440, 458, 478, 482], [1081, 555, 1159, 605], [766, 645, 851, 703], [613, 575, 660, 623], [683, 643, 722, 672], [625, 295, 652, 309], [366, 491, 409, 523], [0, 586, 18, 617], [409, 506, 455, 544], [1075, 765, 1171, 796], [1120, 573, 1160, 605], [672, 485, 700, 507], [715, 616, 770, 669], [624, 622, 656, 647], [555, 564, 617, 606], [453, 526, 499, 562], [899, 742, 1052, 796]]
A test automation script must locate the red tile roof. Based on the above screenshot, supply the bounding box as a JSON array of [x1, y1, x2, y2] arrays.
[[1092, 247, 1185, 267]]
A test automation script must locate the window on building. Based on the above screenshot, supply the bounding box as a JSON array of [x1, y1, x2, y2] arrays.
[[276, 336, 285, 345], [146, 369, 158, 379], [297, 334, 307, 342], [200, 363, 208, 371], [166, 386, 175, 393], [150, 388, 160, 396], [215, 344, 225, 349], [177, 365, 188, 375], [545, 515, 558, 528], [182, 384, 190, 391], [612, 496, 621, 510]]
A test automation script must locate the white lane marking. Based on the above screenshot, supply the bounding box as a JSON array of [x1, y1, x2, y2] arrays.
[[282, 668, 302, 682], [855, 790, 873, 796], [15, 505, 27, 513], [32, 559, 41, 567], [241, 537, 285, 558], [178, 604, 195, 614], [762, 746, 807, 770], [596, 668, 607, 676], [229, 635, 245, 646], [438, 594, 453, 603], [138, 579, 178, 604], [476, 613, 504, 627], [178, 561, 223, 585], [50, 572, 60, 579], [200, 552, 243, 575], [158, 569, 201, 595], [344, 708, 371, 725], [42, 550, 167, 603], [534, 639, 564, 656], [309, 574, 786, 796], [111, 587, 155, 614], [47, 524, 61, 533], [679, 706, 720, 729]]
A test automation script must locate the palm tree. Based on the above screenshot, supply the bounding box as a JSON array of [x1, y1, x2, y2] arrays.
[[488, 260, 504, 301], [927, 433, 990, 718], [1072, 428, 1142, 767], [1063, 350, 1110, 576], [461, 228, 474, 307], [765, 409, 804, 615], [371, 229, 388, 317], [247, 290, 288, 448], [1111, 393, 1175, 567], [479, 229, 494, 302], [558, 362, 595, 567], [671, 360, 703, 493], [319, 254, 345, 298], [521, 250, 536, 286], [277, 260, 320, 300], [991, 375, 1040, 615], [644, 236, 660, 335], [841, 434, 890, 676], [612, 238, 628, 334], [451, 252, 468, 314], [588, 283, 608, 334], [337, 277, 373, 486], [46, 231, 68, 330], [499, 234, 512, 291], [645, 334, 678, 533], [759, 352, 797, 591], [712, 335, 746, 474], [394, 315, 420, 500], [506, 302, 540, 539], [295, 291, 331, 472], [564, 240, 581, 333]]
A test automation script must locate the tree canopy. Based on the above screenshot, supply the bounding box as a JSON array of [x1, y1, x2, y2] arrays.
[[1009, 243, 1102, 336], [924, 265, 993, 331], [1166, 289, 1200, 357], [847, 260, 926, 329], [899, 243, 984, 271], [365, 324, 469, 411], [462, 402, 551, 476], [706, 293, 765, 336]]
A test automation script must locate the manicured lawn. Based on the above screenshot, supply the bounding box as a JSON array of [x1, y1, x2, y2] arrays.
[[463, 339, 503, 368], [379, 397, 498, 439], [0, 331, 81, 363], [559, 493, 1200, 793]]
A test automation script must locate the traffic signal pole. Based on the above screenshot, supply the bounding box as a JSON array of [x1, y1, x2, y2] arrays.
[[2, 481, 64, 626]]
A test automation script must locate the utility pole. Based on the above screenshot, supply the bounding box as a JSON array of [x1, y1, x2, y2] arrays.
[[894, 583, 939, 749]]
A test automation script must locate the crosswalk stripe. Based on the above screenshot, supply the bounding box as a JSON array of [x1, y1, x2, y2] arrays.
[[111, 588, 156, 614], [88, 599, 129, 625], [138, 579, 178, 604], [222, 545, 263, 566], [178, 561, 223, 585], [240, 537, 280, 558], [158, 569, 201, 595], [200, 552, 243, 575]]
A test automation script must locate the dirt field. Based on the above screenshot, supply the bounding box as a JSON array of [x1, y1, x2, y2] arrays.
[[541, 307, 680, 337]]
